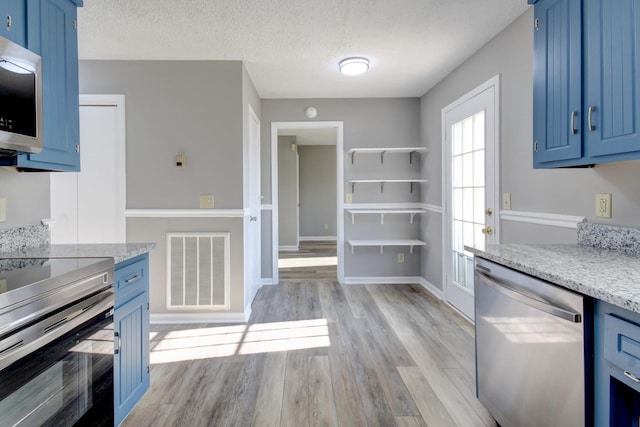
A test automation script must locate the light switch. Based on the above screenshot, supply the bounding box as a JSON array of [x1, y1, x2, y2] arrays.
[[346, 193, 353, 203], [398, 253, 405, 264], [502, 193, 511, 210], [0, 198, 6, 222], [200, 195, 214, 209]]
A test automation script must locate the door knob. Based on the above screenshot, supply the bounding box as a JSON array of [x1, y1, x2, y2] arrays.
[[481, 226, 493, 235], [250, 216, 257, 222], [485, 208, 493, 216]]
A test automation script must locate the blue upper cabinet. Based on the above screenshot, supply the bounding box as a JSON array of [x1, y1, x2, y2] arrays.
[[532, 0, 640, 168], [1, 0, 82, 171], [3, 0, 27, 46], [584, 0, 640, 160], [533, 0, 583, 167]]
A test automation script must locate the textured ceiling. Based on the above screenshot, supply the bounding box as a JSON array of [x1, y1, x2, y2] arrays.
[[77, 1, 530, 99]]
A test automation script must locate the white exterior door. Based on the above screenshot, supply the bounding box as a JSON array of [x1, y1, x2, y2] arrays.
[[50, 95, 126, 244], [442, 76, 499, 320]]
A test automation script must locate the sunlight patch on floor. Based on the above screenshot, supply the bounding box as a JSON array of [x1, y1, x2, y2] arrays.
[[278, 256, 337, 269], [150, 318, 330, 364]]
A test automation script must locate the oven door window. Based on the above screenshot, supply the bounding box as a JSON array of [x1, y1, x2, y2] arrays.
[[0, 309, 114, 427]]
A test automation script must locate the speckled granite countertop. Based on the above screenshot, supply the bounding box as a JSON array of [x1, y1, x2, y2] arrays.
[[468, 243, 640, 314], [0, 243, 156, 264]]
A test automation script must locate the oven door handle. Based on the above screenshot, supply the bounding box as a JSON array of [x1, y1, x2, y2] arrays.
[[0, 288, 114, 372], [476, 270, 582, 323], [114, 332, 121, 355]]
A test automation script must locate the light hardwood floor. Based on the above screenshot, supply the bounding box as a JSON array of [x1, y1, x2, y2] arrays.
[[122, 279, 495, 427], [278, 241, 337, 280]]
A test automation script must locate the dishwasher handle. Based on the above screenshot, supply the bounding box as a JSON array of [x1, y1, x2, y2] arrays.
[[476, 270, 582, 323]]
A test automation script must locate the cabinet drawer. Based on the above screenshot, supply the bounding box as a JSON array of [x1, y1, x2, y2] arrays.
[[604, 313, 640, 381], [115, 255, 149, 307]]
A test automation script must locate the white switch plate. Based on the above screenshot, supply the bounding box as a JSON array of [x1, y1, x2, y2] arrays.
[[0, 278, 6, 292], [324, 224, 329, 230], [502, 193, 511, 210], [200, 195, 214, 209], [397, 253, 405, 264], [596, 193, 612, 218], [345, 193, 353, 203], [0, 198, 6, 222]]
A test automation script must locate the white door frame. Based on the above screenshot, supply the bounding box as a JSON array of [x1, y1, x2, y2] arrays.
[[271, 121, 344, 284], [441, 75, 500, 320], [243, 104, 262, 314]]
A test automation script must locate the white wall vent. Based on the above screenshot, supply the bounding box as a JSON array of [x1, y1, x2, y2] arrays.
[[166, 232, 230, 310]]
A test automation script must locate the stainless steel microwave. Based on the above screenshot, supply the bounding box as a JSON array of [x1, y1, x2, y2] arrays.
[[0, 35, 43, 154]]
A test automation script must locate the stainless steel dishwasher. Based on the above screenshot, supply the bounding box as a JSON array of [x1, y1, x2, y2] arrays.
[[474, 258, 588, 427]]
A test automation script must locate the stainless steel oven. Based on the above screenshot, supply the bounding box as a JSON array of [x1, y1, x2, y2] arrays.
[[0, 258, 114, 427]]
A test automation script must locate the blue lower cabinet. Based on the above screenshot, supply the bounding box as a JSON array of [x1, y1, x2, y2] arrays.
[[114, 254, 150, 426], [594, 301, 640, 426]]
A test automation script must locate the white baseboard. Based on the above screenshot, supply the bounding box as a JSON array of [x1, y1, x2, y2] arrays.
[[262, 278, 275, 286], [150, 312, 247, 324], [279, 245, 299, 251], [342, 276, 424, 285], [416, 277, 444, 300], [299, 236, 337, 241]]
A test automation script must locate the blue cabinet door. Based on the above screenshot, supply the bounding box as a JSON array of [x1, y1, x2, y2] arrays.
[[13, 0, 80, 171], [533, 0, 583, 167], [584, 0, 640, 160], [2, 0, 26, 46], [113, 291, 150, 426]]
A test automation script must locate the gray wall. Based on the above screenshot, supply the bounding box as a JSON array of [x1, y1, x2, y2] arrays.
[[298, 145, 336, 238], [261, 98, 421, 278], [419, 7, 640, 291], [0, 170, 49, 229], [80, 60, 250, 316], [127, 217, 245, 314], [278, 136, 298, 248], [79, 61, 244, 209]]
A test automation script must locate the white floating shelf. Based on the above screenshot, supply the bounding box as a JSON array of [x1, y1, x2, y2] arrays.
[[348, 147, 428, 164], [348, 239, 427, 254], [346, 209, 426, 224], [348, 179, 428, 193]]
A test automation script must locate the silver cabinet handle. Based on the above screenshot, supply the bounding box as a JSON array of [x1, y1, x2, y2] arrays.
[[114, 331, 121, 355], [624, 370, 640, 383], [588, 105, 595, 131], [570, 111, 578, 135], [476, 270, 582, 323], [125, 274, 141, 284]]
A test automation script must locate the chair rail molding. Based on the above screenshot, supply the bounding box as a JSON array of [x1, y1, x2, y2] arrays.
[[499, 210, 586, 229]]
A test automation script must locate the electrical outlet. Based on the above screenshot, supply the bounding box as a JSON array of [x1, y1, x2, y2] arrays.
[[0, 278, 5, 293], [345, 193, 353, 203], [596, 193, 612, 218], [324, 224, 329, 230], [398, 253, 405, 264], [0, 198, 6, 222], [200, 195, 214, 209], [502, 193, 511, 210]]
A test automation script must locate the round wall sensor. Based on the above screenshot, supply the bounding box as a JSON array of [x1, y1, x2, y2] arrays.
[[305, 107, 318, 119]]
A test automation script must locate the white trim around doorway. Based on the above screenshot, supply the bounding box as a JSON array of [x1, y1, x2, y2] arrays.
[[270, 121, 345, 284]]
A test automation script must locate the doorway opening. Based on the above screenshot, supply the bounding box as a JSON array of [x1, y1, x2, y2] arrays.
[[270, 122, 344, 284]]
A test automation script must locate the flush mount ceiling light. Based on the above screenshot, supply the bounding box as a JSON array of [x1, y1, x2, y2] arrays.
[[339, 57, 369, 76]]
